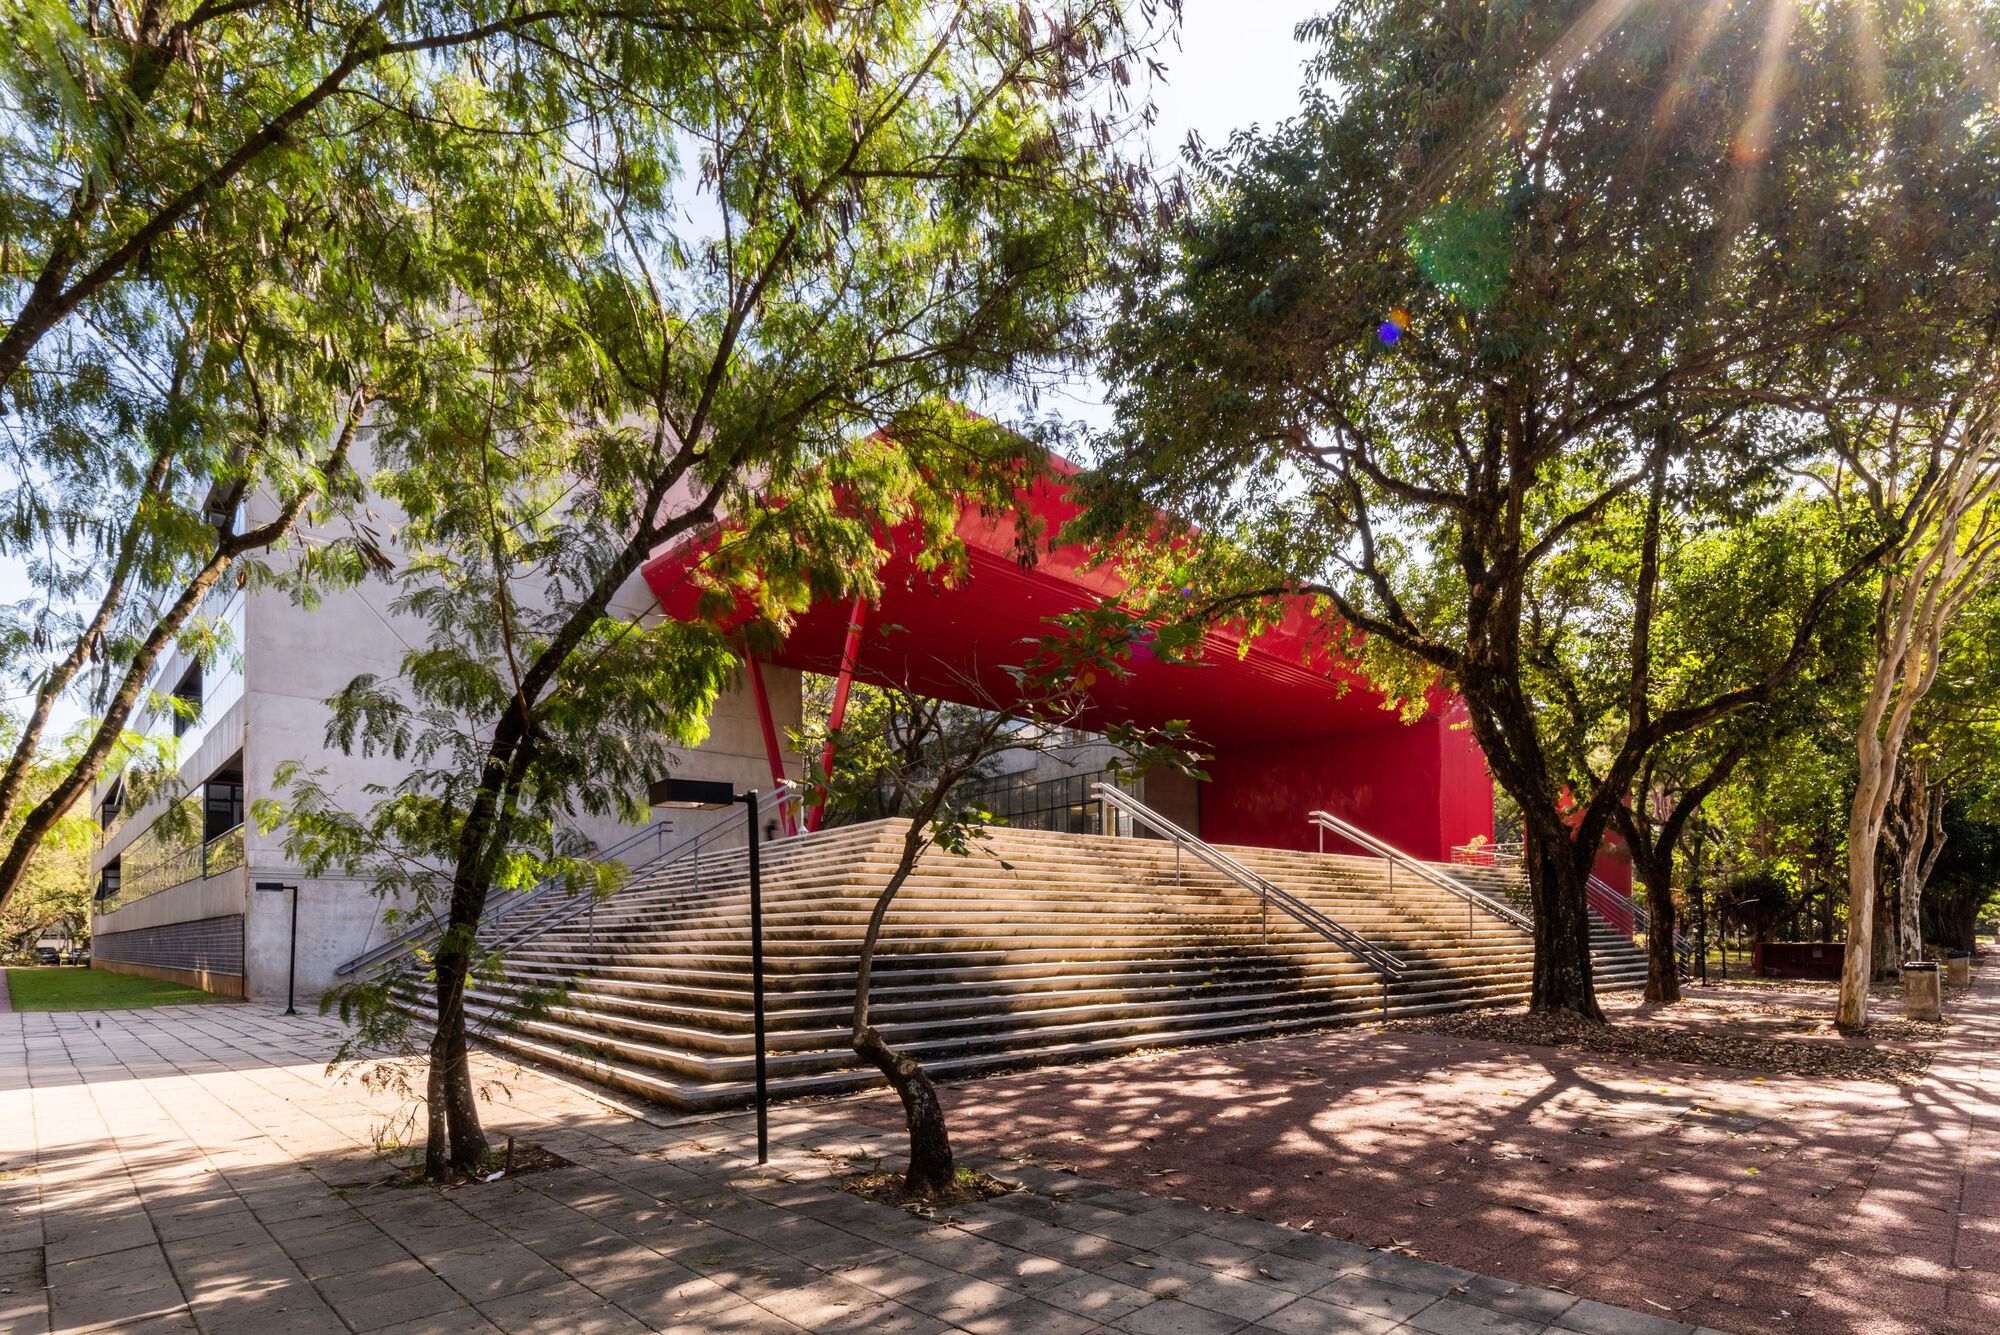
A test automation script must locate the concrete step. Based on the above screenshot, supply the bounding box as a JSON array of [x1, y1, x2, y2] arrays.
[[422, 819, 1650, 1111]]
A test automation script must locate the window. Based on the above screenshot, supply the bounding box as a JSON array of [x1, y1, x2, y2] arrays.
[[99, 777, 124, 828], [96, 857, 121, 904], [171, 665, 202, 738], [203, 767, 244, 842]]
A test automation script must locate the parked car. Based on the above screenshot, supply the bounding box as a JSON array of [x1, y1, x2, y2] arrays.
[[66, 947, 88, 966], [34, 946, 60, 965]]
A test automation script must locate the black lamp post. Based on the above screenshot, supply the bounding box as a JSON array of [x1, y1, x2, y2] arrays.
[[651, 778, 771, 1165], [254, 880, 300, 1015]]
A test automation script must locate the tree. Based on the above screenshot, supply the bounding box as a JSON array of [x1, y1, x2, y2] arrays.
[[808, 611, 1199, 1195], [1876, 583, 2000, 963], [1081, 0, 1997, 1018], [1721, 868, 1795, 947], [1573, 500, 1874, 1002], [1704, 684, 1860, 945], [266, 2, 1175, 1181], [799, 675, 1007, 825], [1923, 791, 2000, 951], [1834, 369, 2000, 1029], [0, 741, 95, 953], [0, 0, 731, 908]]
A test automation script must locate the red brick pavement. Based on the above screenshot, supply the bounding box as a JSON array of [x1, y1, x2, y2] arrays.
[[841, 969, 2000, 1335]]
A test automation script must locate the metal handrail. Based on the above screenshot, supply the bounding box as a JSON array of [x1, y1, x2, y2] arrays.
[[1310, 810, 1536, 936], [1583, 872, 1637, 935], [1590, 872, 1697, 977], [1458, 840, 1697, 977], [334, 819, 680, 978], [1455, 839, 1694, 967], [334, 785, 801, 977], [1094, 784, 1404, 982], [482, 786, 801, 956], [1450, 840, 1524, 867]]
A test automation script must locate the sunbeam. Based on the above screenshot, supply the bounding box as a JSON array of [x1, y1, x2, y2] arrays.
[[1654, 0, 1736, 133], [1723, 0, 1802, 241]]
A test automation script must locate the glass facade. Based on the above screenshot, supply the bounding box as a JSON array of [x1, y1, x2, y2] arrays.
[[953, 769, 1129, 836], [95, 587, 248, 913], [160, 587, 245, 756], [98, 760, 246, 913]]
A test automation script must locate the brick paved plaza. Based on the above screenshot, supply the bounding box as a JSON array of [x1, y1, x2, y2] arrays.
[[4, 972, 1994, 1335], [2, 999, 1743, 1335], [842, 973, 2000, 1335]]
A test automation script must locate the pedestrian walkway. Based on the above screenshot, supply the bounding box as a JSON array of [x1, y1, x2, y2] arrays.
[[0, 1001, 1726, 1335], [826, 970, 2000, 1335]]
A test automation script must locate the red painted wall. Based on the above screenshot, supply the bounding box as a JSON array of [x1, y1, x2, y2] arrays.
[[1199, 706, 1494, 862]]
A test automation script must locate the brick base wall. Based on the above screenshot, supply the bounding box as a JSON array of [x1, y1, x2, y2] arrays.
[[94, 915, 244, 997]]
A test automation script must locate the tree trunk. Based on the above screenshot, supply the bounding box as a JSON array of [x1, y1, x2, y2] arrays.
[[1941, 898, 1978, 951], [853, 1026, 954, 1196], [1897, 852, 1925, 967], [1524, 829, 1602, 1020], [429, 922, 489, 1175], [1837, 792, 1883, 1029], [1454, 666, 1600, 1021], [1636, 849, 1681, 1004], [1897, 775, 1946, 965], [851, 810, 962, 1195], [424, 1043, 452, 1181], [1871, 879, 1900, 977]]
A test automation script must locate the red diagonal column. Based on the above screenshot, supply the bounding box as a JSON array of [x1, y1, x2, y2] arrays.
[[747, 656, 796, 836], [808, 595, 869, 832]]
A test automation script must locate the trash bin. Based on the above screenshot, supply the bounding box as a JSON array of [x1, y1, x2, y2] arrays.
[[1947, 950, 1972, 987], [1904, 960, 1942, 1021]]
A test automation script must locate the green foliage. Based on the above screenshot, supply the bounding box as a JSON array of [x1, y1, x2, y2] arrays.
[[799, 675, 1009, 825], [1406, 201, 1512, 313], [1926, 790, 2000, 947], [1078, 0, 2000, 1011], [207, 0, 1175, 1170], [1719, 868, 1796, 941]]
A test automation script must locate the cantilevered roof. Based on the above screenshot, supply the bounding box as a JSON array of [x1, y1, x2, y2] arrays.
[[641, 463, 1404, 747]]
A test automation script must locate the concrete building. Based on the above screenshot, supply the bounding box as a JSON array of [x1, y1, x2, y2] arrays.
[[88, 492, 803, 1005], [91, 454, 1498, 1005]]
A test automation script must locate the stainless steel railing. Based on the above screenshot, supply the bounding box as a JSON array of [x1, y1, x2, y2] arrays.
[[1094, 784, 1404, 984], [334, 785, 801, 977], [1589, 872, 1698, 977], [1310, 810, 1536, 936], [1452, 838, 1695, 976]]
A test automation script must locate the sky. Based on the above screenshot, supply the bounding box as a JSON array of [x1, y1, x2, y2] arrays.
[[1027, 2, 1323, 431], [1146, 4, 1321, 161], [0, 2, 1328, 735]]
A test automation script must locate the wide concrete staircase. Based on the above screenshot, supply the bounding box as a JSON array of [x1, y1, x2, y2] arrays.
[[1444, 861, 1656, 979], [409, 820, 1647, 1111]]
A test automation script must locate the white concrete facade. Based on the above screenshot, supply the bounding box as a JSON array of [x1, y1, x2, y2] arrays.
[[90, 489, 805, 1005]]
